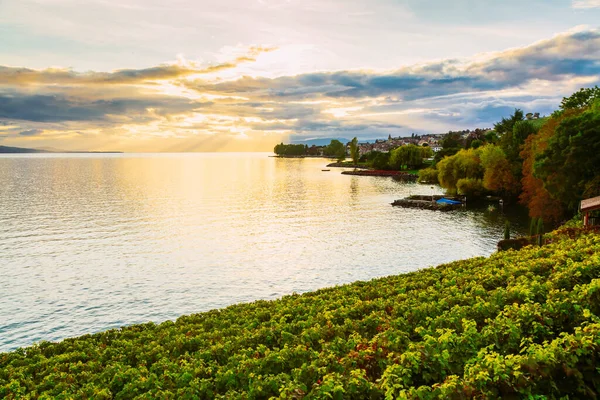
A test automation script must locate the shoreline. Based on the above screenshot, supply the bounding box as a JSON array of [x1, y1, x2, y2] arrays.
[[342, 169, 419, 181]]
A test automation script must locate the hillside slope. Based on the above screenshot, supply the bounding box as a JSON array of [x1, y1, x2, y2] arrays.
[[0, 145, 48, 153], [1, 228, 599, 399]]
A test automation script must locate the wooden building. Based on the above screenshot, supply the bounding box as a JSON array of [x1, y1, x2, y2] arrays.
[[581, 196, 600, 226]]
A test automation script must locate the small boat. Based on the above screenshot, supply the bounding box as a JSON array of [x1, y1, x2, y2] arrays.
[[322, 169, 331, 171], [436, 198, 463, 205]]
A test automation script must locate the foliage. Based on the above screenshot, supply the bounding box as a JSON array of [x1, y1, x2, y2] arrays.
[[456, 177, 485, 197], [323, 140, 346, 159], [389, 145, 431, 170], [534, 105, 600, 210], [2, 231, 600, 398], [496, 109, 540, 176], [360, 151, 382, 164], [559, 85, 600, 111], [433, 132, 463, 163], [470, 139, 482, 149], [497, 115, 538, 187], [497, 237, 529, 251], [436, 148, 483, 195], [529, 218, 537, 237], [418, 168, 439, 184], [536, 219, 545, 246], [519, 116, 565, 223], [349, 137, 360, 167], [495, 109, 524, 138], [274, 143, 307, 156], [371, 152, 391, 170], [479, 145, 520, 197], [484, 130, 498, 144]]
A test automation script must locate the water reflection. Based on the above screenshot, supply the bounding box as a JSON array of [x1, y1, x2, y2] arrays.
[[0, 153, 527, 351]]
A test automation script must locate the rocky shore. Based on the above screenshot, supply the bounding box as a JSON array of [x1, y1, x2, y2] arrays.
[[391, 195, 465, 211], [325, 162, 370, 169], [341, 170, 418, 181]]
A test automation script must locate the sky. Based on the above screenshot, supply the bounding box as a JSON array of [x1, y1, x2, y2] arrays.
[[1, 0, 600, 152]]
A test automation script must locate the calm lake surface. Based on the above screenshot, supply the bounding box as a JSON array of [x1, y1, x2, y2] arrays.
[[0, 153, 527, 352]]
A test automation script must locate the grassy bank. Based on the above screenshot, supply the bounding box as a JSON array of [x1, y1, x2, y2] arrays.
[[2, 228, 600, 399]]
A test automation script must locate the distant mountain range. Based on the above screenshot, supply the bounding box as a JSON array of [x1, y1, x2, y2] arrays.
[[0, 145, 122, 154], [289, 137, 351, 146], [0, 145, 49, 153]]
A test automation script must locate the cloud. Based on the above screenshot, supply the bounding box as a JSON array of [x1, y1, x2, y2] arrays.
[[0, 92, 204, 123], [0, 46, 276, 86], [186, 29, 600, 101], [1, 28, 600, 151], [19, 129, 43, 136], [572, 0, 600, 9]]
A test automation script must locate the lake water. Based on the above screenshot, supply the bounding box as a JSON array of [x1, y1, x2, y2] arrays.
[[0, 153, 526, 352]]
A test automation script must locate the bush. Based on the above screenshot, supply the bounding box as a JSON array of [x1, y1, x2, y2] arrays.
[[497, 237, 530, 251], [2, 231, 600, 398], [456, 177, 486, 198], [418, 167, 439, 184], [371, 152, 391, 170]]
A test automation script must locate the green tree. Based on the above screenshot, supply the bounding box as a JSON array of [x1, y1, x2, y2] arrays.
[[436, 148, 483, 194], [484, 130, 499, 144], [418, 167, 439, 184], [434, 132, 464, 163], [470, 139, 483, 149], [534, 102, 600, 210], [456, 177, 486, 197], [529, 218, 537, 237], [559, 86, 600, 111], [274, 143, 307, 156], [390, 145, 429, 170], [536, 219, 545, 246], [323, 140, 346, 160], [372, 152, 391, 170], [496, 109, 526, 163], [349, 137, 360, 167]]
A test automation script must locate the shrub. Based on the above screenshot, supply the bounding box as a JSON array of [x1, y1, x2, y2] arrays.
[[497, 237, 529, 251], [2, 231, 600, 398], [418, 167, 439, 184], [456, 177, 486, 198]]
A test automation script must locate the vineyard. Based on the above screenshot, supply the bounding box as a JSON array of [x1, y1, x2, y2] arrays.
[[2, 228, 600, 399]]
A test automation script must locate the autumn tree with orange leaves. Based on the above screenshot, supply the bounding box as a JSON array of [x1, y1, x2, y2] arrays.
[[519, 117, 565, 223]]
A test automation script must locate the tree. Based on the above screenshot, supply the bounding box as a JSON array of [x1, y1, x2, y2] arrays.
[[349, 137, 360, 167], [484, 131, 499, 144], [496, 109, 525, 162], [434, 132, 464, 163], [323, 140, 346, 160], [479, 145, 520, 198], [519, 117, 565, 223], [536, 219, 545, 246], [372, 152, 391, 170], [456, 178, 486, 197], [390, 145, 431, 170], [418, 168, 439, 184], [559, 86, 600, 111], [274, 143, 307, 156], [534, 103, 600, 210], [436, 148, 484, 194], [495, 109, 524, 137]]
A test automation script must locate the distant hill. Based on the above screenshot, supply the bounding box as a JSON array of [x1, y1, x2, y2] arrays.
[[289, 137, 351, 146], [0, 145, 49, 153], [0, 145, 123, 154]]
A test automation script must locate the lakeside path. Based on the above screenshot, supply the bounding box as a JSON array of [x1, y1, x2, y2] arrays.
[[2, 227, 599, 398]]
